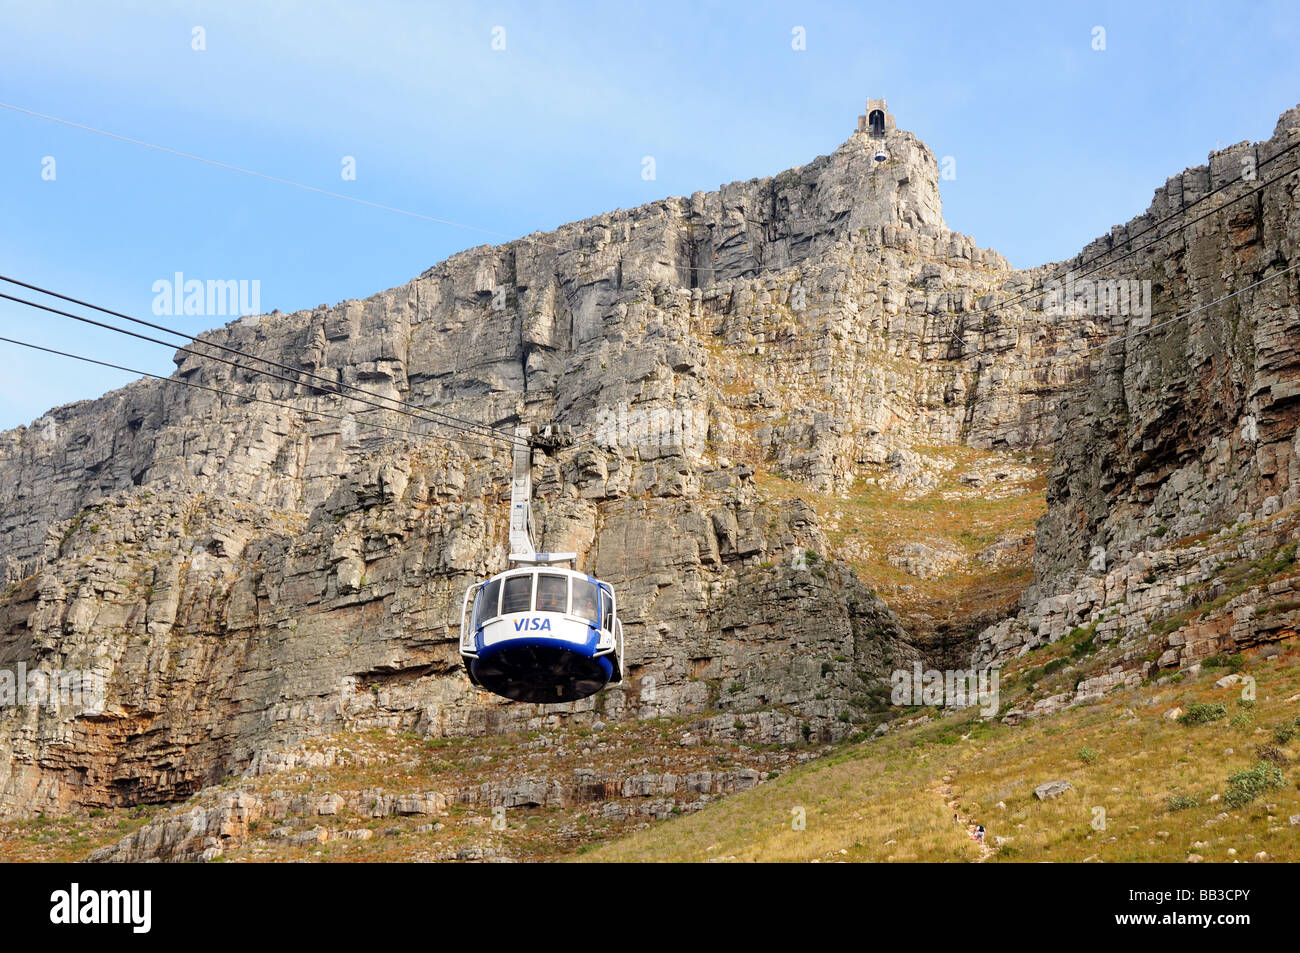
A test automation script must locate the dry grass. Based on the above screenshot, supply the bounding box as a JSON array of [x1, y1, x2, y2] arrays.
[[579, 648, 1300, 863], [576, 732, 982, 863], [0, 806, 161, 862], [753, 445, 1047, 632]]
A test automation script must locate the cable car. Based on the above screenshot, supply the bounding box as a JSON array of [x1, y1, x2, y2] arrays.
[[459, 426, 624, 703], [868, 108, 887, 162], [460, 564, 623, 702]]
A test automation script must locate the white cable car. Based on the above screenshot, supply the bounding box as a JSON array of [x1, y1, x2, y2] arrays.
[[459, 427, 624, 703], [868, 107, 887, 162]]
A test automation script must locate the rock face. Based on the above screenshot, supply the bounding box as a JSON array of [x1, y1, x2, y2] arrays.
[[972, 105, 1300, 679], [888, 540, 965, 579], [1034, 780, 1072, 800], [1, 98, 1296, 819], [1036, 109, 1300, 590], [80, 721, 806, 863]]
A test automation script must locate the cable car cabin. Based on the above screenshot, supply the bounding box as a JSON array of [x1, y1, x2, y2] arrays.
[[460, 566, 624, 703]]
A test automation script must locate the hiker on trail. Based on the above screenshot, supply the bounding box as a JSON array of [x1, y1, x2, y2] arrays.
[[975, 825, 985, 843]]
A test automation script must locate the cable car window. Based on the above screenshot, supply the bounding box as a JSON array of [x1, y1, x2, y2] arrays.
[[536, 574, 569, 613], [501, 574, 533, 614], [600, 585, 613, 631], [470, 586, 484, 629], [477, 578, 501, 624], [572, 579, 600, 623]]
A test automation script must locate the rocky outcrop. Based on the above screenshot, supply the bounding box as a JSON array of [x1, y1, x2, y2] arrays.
[[1034, 107, 1300, 590], [971, 106, 1300, 689], [84, 722, 805, 862]]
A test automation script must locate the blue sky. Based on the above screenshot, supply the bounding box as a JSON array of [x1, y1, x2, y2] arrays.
[[1, 0, 1297, 430]]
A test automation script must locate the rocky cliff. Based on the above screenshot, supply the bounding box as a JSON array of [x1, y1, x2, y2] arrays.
[[2, 100, 1295, 820], [973, 106, 1300, 692]]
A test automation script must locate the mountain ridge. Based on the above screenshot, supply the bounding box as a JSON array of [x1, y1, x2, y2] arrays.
[[1, 100, 1297, 828]]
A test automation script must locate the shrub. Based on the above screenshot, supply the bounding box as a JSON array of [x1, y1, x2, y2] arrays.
[[1255, 743, 1286, 764], [1202, 653, 1245, 672], [1078, 747, 1100, 764], [1166, 793, 1200, 812], [1222, 761, 1285, 808], [1272, 724, 1296, 745], [1070, 636, 1096, 660], [1178, 703, 1228, 725]]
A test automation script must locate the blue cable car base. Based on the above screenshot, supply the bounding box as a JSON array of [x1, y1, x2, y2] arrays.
[[468, 640, 615, 703]]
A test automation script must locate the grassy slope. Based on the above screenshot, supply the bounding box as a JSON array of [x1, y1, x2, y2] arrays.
[[4, 647, 1294, 863], [579, 648, 1300, 862], [0, 807, 162, 862]]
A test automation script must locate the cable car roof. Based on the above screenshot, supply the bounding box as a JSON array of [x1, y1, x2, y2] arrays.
[[482, 564, 605, 583]]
